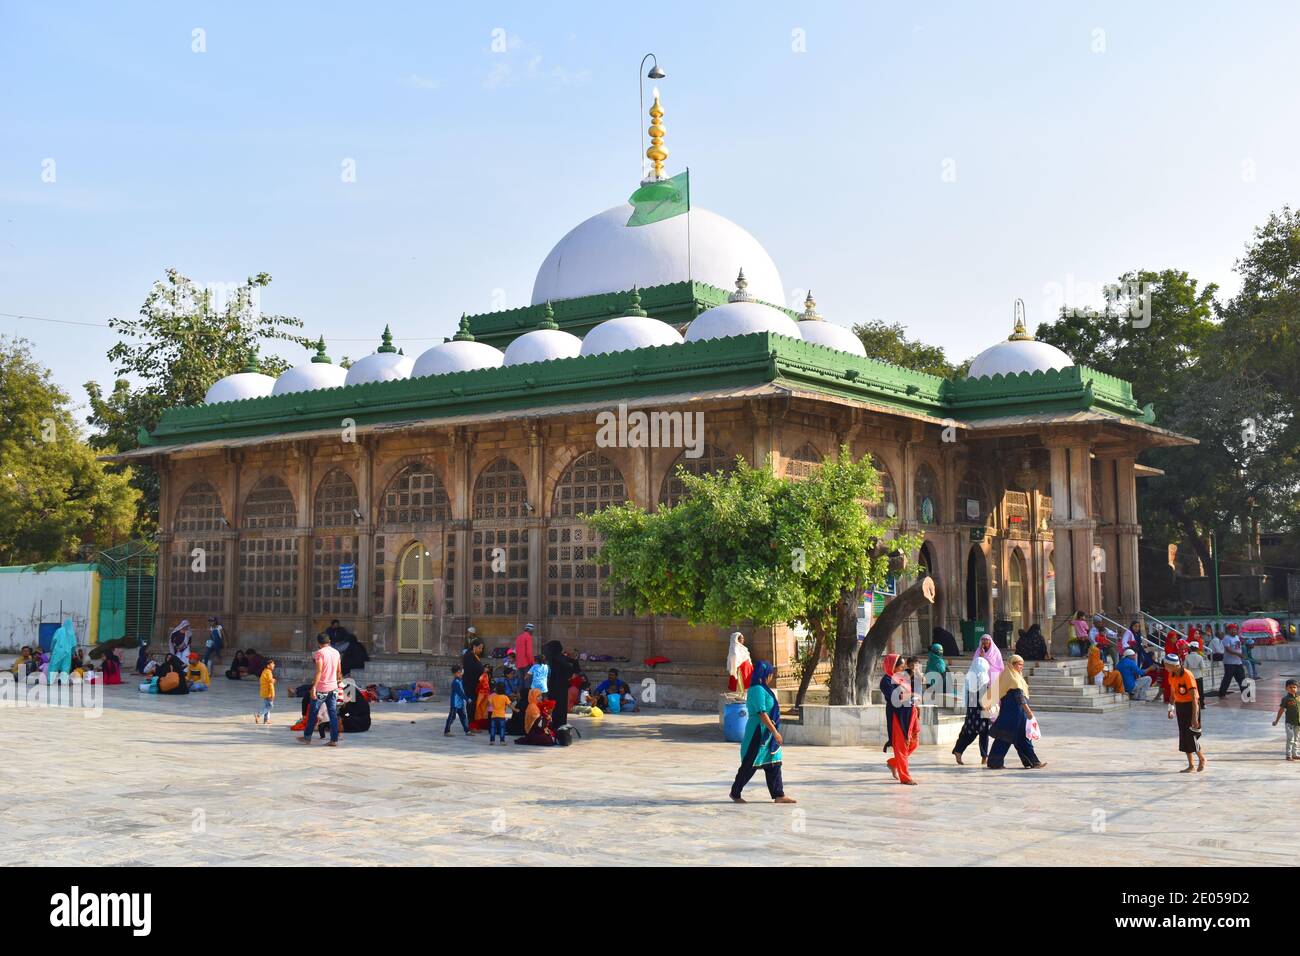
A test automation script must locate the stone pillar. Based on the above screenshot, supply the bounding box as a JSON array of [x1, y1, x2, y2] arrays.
[[1067, 443, 1098, 617], [296, 444, 312, 651], [357, 437, 376, 649], [1047, 445, 1075, 653], [452, 428, 471, 630], [527, 425, 544, 625], [1115, 456, 1141, 619], [153, 456, 173, 644], [1096, 454, 1120, 617], [223, 452, 241, 627]]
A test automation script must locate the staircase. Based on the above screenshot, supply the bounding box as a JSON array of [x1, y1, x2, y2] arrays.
[[1025, 658, 1131, 714]]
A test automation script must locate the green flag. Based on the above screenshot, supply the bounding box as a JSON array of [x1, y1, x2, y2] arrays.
[[626, 170, 689, 227]]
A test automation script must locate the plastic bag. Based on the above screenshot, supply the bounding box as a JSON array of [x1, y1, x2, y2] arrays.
[[1025, 716, 1042, 741]]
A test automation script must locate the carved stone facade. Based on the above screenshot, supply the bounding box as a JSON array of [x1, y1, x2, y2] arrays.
[[152, 393, 1150, 681]]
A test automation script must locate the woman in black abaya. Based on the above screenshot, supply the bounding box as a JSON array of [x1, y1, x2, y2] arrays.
[[543, 640, 574, 728]]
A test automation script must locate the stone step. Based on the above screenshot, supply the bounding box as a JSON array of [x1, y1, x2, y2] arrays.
[[1031, 692, 1130, 708], [1027, 675, 1085, 687]]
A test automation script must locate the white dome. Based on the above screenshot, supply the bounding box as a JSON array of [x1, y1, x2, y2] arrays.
[[204, 371, 276, 404], [580, 315, 683, 357], [968, 337, 1073, 379], [412, 340, 504, 378], [797, 320, 866, 356], [532, 204, 784, 306], [345, 351, 414, 386], [272, 343, 348, 395], [503, 327, 583, 366], [685, 301, 802, 343]]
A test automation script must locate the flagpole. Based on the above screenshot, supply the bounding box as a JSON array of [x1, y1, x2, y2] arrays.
[[686, 166, 692, 288]]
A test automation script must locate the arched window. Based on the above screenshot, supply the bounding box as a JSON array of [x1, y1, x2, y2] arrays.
[[314, 469, 358, 528], [242, 476, 296, 529], [239, 476, 297, 616], [382, 463, 450, 525], [170, 482, 226, 614], [914, 463, 939, 525], [783, 442, 822, 481], [658, 444, 735, 508], [867, 454, 898, 520], [313, 469, 360, 617], [955, 470, 989, 526], [552, 451, 627, 517], [549, 452, 628, 617], [473, 457, 528, 519], [471, 458, 529, 616]]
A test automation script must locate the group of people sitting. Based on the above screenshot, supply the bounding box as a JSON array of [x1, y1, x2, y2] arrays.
[[450, 624, 628, 747], [137, 651, 212, 695]]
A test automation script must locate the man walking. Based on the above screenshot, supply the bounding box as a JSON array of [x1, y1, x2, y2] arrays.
[[1216, 624, 1250, 700], [300, 633, 342, 746]]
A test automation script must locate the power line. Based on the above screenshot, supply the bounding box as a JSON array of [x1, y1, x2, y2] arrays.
[[0, 310, 450, 343]]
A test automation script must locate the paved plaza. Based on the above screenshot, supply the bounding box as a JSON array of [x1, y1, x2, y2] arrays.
[[2, 666, 1296, 866]]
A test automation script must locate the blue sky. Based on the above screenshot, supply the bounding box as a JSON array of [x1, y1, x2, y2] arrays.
[[3, 1, 1298, 420]]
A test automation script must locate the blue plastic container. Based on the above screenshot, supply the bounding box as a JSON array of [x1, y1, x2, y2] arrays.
[[723, 700, 749, 742]]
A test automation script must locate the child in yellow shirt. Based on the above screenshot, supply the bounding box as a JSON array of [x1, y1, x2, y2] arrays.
[[488, 680, 513, 745], [257, 659, 276, 724]]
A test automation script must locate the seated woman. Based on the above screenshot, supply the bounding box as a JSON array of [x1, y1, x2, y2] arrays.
[[225, 650, 248, 680], [243, 649, 264, 677], [515, 698, 557, 746], [100, 651, 122, 685], [1015, 624, 1053, 662]]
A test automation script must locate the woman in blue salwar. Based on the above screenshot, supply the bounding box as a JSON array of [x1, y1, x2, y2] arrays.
[[729, 660, 797, 804], [986, 654, 1048, 770]]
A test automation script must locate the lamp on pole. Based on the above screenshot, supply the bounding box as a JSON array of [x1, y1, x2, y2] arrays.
[[639, 54, 666, 179]]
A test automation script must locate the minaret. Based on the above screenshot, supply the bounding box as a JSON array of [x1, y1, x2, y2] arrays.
[[645, 88, 668, 181]]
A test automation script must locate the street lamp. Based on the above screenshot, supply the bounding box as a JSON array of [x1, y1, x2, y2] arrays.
[[639, 54, 666, 178]]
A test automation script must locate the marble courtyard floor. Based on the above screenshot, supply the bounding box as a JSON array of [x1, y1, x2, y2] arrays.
[[2, 668, 1296, 866]]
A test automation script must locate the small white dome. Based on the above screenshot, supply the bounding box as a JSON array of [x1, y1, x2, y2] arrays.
[[204, 370, 276, 404], [412, 339, 505, 377], [579, 291, 683, 357], [967, 324, 1073, 379], [532, 204, 784, 306], [790, 291, 865, 356], [685, 272, 801, 343], [344, 327, 414, 386], [504, 328, 582, 366], [272, 340, 348, 395], [797, 320, 866, 356]]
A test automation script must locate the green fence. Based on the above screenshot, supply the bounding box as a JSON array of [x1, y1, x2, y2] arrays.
[[94, 542, 157, 645]]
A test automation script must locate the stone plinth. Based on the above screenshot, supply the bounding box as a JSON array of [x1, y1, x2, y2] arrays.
[[784, 704, 961, 747]]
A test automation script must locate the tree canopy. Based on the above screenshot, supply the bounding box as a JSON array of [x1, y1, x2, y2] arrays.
[[0, 336, 138, 565], [852, 319, 967, 377], [85, 269, 309, 534]]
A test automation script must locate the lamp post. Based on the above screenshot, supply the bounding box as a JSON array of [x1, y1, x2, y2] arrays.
[[639, 54, 666, 179]]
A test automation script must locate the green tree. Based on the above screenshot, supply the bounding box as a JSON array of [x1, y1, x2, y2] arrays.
[[85, 269, 310, 533], [852, 319, 962, 377], [0, 336, 139, 564], [587, 450, 923, 705]]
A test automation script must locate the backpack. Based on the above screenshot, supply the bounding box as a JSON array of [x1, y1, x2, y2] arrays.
[[555, 724, 581, 747]]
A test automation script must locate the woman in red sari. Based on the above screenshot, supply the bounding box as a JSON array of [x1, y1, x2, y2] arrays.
[[880, 654, 920, 785], [470, 666, 493, 730]]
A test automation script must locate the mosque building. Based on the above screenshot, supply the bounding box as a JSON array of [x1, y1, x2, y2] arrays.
[[115, 90, 1192, 705]]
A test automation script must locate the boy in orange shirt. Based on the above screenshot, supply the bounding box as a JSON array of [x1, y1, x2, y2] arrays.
[[487, 680, 513, 745], [257, 659, 276, 724]]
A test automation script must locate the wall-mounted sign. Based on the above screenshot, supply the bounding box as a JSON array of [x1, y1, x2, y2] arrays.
[[338, 564, 356, 590], [966, 497, 981, 521]]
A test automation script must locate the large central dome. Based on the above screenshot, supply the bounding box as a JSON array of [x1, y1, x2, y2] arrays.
[[531, 203, 785, 306]]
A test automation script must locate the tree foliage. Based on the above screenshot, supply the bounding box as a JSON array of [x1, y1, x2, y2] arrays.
[[852, 319, 966, 377], [587, 449, 918, 702], [0, 336, 138, 564], [85, 269, 310, 534]]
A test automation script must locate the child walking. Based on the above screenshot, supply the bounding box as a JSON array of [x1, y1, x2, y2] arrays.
[[257, 658, 276, 724], [488, 680, 513, 745], [444, 664, 470, 736], [1273, 678, 1300, 760]]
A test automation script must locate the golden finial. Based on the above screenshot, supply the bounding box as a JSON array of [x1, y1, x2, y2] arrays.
[[801, 290, 822, 322], [646, 89, 668, 181], [1008, 298, 1033, 341]]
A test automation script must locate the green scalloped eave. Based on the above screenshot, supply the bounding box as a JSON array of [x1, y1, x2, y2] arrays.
[[769, 336, 948, 414], [464, 280, 800, 347], [943, 365, 1147, 420], [151, 332, 794, 443]]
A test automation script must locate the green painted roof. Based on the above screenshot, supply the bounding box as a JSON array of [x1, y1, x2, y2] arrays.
[[146, 296, 1152, 448]]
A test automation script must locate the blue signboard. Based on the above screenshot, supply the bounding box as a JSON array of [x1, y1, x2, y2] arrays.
[[338, 564, 355, 590]]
